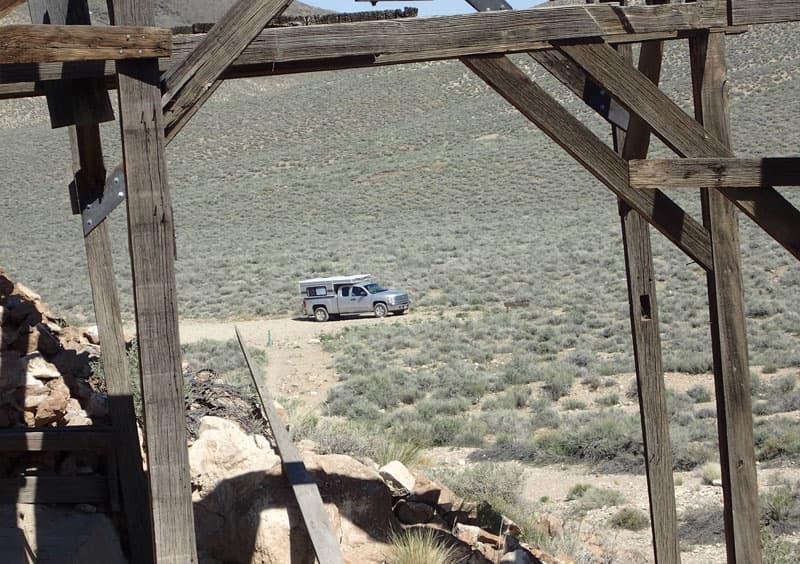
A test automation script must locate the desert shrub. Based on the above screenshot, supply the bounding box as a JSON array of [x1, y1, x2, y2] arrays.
[[541, 366, 575, 401], [761, 481, 800, 535], [701, 462, 721, 485], [596, 393, 619, 407], [502, 353, 542, 386], [566, 483, 591, 501], [687, 385, 712, 403], [582, 375, 601, 392], [386, 527, 457, 564], [374, 440, 424, 467], [181, 338, 264, 393], [482, 386, 530, 411], [695, 406, 716, 419], [435, 462, 525, 506], [755, 418, 800, 462], [561, 399, 586, 411], [308, 417, 376, 459], [762, 530, 800, 564], [610, 507, 650, 531], [625, 377, 639, 399], [671, 426, 713, 471], [663, 352, 712, 374], [534, 411, 645, 472], [569, 485, 625, 516]]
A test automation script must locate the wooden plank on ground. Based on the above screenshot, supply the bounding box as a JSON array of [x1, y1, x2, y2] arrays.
[[461, 53, 713, 271], [0, 426, 111, 451], [613, 28, 680, 564], [629, 157, 800, 188], [110, 0, 196, 561], [160, 0, 294, 142], [0, 476, 108, 504], [731, 0, 800, 25], [557, 40, 800, 263], [235, 327, 345, 564], [68, 123, 154, 564], [690, 30, 762, 564], [0, 24, 170, 63]]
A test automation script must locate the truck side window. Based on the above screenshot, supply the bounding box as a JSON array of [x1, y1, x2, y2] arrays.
[[341, 287, 350, 297], [352, 287, 366, 297]]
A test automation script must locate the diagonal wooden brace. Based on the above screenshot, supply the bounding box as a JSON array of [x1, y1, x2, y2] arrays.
[[557, 40, 800, 262]]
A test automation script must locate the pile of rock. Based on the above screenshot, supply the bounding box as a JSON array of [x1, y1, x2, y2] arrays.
[[379, 460, 570, 564], [0, 269, 108, 429], [188, 414, 572, 564]]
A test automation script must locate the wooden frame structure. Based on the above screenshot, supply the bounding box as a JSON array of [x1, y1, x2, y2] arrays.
[[2, 0, 799, 562]]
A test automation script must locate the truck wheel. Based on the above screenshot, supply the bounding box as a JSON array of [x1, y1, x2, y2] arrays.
[[314, 307, 329, 322], [374, 303, 388, 318]]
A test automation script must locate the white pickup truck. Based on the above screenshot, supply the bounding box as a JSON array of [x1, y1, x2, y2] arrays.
[[299, 274, 410, 322]]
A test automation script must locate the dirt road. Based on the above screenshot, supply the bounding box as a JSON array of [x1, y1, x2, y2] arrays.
[[178, 314, 412, 407]]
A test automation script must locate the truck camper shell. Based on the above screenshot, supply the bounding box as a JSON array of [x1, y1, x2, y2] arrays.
[[299, 274, 373, 297]]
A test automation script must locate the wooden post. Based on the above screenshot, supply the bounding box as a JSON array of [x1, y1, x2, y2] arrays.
[[69, 125, 154, 564], [615, 35, 680, 563], [28, 1, 152, 560], [109, 0, 197, 561], [690, 31, 761, 564]]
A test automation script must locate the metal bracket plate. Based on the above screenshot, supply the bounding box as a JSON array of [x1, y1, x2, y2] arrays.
[[80, 164, 126, 236]]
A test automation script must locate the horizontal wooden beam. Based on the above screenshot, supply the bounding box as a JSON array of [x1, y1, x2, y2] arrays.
[[630, 157, 800, 188], [0, 426, 112, 451], [0, 1, 739, 93], [0, 476, 108, 504], [731, 0, 800, 25], [0, 24, 171, 64]]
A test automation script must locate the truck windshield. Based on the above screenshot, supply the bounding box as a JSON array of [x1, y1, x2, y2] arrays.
[[365, 283, 386, 294]]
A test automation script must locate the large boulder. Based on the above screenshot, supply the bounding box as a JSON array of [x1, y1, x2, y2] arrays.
[[191, 416, 395, 563]]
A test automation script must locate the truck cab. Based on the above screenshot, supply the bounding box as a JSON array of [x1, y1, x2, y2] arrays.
[[299, 275, 410, 322]]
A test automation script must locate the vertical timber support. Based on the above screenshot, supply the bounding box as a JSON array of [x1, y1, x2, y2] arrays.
[[69, 125, 154, 564], [690, 31, 761, 564], [614, 35, 681, 564], [29, 1, 152, 560], [110, 0, 197, 562]]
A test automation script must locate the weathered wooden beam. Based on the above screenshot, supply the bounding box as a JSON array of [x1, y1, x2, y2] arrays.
[[461, 53, 713, 271], [613, 28, 680, 563], [558, 40, 800, 263], [0, 24, 170, 64], [0, 20, 750, 95], [0, 426, 111, 451], [236, 328, 345, 564], [27, 0, 114, 126], [160, 0, 294, 142], [69, 122, 154, 564], [0, 476, 108, 504], [109, 0, 197, 559], [630, 157, 800, 189], [691, 30, 762, 564], [731, 0, 800, 25]]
